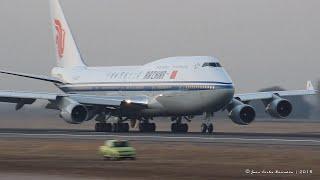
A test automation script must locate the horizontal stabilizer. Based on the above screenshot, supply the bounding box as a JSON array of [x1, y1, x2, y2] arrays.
[[0, 70, 63, 84]]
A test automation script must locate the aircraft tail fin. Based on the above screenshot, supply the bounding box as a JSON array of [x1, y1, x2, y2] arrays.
[[49, 0, 86, 68]]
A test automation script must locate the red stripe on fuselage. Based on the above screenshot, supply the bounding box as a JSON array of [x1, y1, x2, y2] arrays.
[[170, 70, 178, 79]]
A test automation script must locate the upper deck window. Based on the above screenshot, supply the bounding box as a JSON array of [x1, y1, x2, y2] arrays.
[[202, 62, 222, 68]]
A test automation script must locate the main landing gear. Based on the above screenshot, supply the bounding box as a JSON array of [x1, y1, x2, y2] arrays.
[[111, 122, 130, 132], [201, 112, 214, 134], [171, 117, 189, 133], [95, 122, 112, 132], [94, 113, 214, 134], [95, 114, 130, 133], [139, 118, 156, 133], [95, 122, 130, 132]]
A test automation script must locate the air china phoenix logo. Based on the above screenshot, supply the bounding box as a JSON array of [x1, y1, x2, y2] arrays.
[[54, 19, 66, 58]]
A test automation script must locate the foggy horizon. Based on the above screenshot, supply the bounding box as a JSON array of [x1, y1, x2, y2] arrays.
[[0, 0, 319, 93]]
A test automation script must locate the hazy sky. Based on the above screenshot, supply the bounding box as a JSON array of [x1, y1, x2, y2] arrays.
[[0, 0, 319, 93]]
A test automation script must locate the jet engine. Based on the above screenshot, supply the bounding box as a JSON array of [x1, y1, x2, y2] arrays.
[[58, 97, 89, 124], [265, 96, 292, 118], [227, 99, 256, 125]]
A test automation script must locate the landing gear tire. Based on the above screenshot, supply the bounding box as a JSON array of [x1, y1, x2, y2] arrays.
[[201, 123, 213, 134], [171, 123, 178, 133], [95, 123, 106, 132], [201, 123, 207, 133], [106, 123, 112, 132], [95, 123, 103, 132], [95, 123, 112, 132], [182, 124, 189, 133], [150, 123, 156, 132], [111, 123, 118, 132], [171, 123, 188, 133], [112, 123, 129, 133], [118, 123, 129, 132], [207, 123, 213, 134], [139, 123, 156, 133]]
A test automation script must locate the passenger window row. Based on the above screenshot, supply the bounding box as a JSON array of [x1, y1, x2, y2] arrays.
[[185, 85, 215, 90]]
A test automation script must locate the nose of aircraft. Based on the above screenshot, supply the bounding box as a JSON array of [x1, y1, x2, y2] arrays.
[[218, 68, 234, 85]]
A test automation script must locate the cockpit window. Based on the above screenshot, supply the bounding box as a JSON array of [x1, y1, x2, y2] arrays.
[[202, 62, 222, 67]]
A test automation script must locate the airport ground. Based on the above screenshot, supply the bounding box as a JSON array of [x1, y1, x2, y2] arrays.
[[0, 116, 319, 179], [0, 138, 319, 180]]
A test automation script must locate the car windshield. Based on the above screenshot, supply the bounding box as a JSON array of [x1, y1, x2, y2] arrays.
[[113, 141, 129, 147]]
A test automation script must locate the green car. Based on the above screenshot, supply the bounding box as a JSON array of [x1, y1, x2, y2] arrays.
[[99, 140, 136, 160]]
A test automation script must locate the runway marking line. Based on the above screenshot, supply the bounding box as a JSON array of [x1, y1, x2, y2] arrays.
[[0, 132, 320, 144]]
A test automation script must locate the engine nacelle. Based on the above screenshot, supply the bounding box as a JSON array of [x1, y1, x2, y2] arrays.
[[265, 97, 292, 118], [58, 97, 89, 124], [227, 99, 256, 125]]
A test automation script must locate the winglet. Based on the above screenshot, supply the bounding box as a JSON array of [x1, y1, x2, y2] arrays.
[[306, 80, 315, 91]]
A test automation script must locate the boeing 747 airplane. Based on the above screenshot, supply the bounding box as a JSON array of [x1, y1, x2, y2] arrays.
[[0, 0, 317, 133]]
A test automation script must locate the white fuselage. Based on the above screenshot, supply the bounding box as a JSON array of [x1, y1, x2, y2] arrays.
[[52, 56, 235, 116]]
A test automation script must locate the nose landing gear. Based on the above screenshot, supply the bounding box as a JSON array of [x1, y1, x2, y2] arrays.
[[201, 112, 214, 134]]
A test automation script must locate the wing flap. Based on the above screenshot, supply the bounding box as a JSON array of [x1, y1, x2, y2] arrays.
[[68, 94, 123, 107], [236, 90, 317, 101], [0, 91, 60, 110], [0, 90, 148, 109], [68, 94, 149, 108], [0, 90, 59, 102]]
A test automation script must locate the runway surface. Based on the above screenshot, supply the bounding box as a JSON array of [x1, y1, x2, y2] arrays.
[[0, 128, 320, 146]]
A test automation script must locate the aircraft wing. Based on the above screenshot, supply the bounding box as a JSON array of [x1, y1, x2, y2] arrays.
[[235, 81, 318, 102], [0, 70, 63, 84], [0, 90, 148, 110], [68, 94, 149, 107]]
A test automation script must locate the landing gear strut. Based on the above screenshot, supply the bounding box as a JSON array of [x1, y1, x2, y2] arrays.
[[201, 112, 214, 134], [171, 117, 188, 133], [139, 118, 156, 133]]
